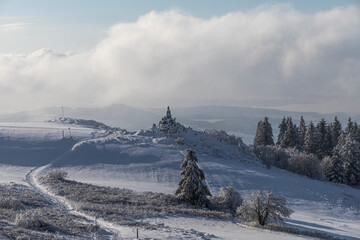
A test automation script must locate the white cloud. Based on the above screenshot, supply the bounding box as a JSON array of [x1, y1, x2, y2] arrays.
[[0, 6, 360, 113], [0, 22, 30, 32]]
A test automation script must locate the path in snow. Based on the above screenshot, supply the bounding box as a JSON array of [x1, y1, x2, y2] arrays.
[[24, 140, 211, 239]]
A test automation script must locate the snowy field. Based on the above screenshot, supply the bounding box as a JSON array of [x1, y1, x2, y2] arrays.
[[0, 120, 359, 239]]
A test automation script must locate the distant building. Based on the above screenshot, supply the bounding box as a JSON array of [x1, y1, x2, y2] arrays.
[[155, 106, 184, 134]]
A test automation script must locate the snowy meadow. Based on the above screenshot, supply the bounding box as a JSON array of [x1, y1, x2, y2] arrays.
[[0, 110, 359, 239]]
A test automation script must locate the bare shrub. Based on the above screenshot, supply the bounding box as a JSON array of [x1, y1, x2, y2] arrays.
[[210, 186, 242, 214], [237, 190, 293, 226], [287, 153, 322, 179], [43, 170, 68, 181]]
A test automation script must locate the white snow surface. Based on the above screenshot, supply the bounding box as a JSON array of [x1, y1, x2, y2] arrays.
[[0, 120, 359, 239]]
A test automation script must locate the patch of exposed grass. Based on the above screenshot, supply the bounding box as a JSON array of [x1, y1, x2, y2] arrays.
[[38, 174, 230, 227], [0, 183, 100, 239]]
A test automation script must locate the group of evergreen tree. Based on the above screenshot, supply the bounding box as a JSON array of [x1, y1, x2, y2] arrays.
[[254, 116, 360, 186]]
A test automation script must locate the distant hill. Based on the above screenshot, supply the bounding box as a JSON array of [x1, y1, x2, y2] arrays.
[[0, 104, 358, 143]]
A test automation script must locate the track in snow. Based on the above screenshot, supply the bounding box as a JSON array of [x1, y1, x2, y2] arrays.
[[26, 164, 125, 239], [24, 136, 209, 240]]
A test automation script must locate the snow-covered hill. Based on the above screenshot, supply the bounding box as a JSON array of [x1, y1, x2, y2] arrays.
[[0, 114, 359, 239]]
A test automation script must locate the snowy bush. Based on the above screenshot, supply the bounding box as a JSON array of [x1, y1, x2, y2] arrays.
[[287, 153, 322, 179], [205, 129, 246, 149], [210, 186, 242, 214], [237, 190, 293, 226], [174, 136, 185, 145], [320, 156, 332, 177], [43, 170, 68, 181], [252, 145, 290, 169]]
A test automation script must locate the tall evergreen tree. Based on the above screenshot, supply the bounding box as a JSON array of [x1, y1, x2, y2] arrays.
[[281, 117, 293, 148], [281, 117, 301, 149], [299, 116, 306, 149], [254, 120, 264, 146], [326, 148, 345, 183], [175, 150, 212, 206], [254, 117, 274, 146], [339, 133, 360, 185], [356, 123, 360, 144], [277, 117, 287, 146], [294, 123, 303, 151], [354, 122, 360, 143], [316, 119, 332, 159], [345, 118, 355, 135], [330, 116, 342, 147], [304, 121, 318, 155]]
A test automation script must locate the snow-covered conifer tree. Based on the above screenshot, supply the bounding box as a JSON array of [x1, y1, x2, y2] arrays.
[[304, 121, 318, 155], [175, 150, 212, 206], [345, 118, 355, 135], [277, 117, 287, 146], [354, 122, 360, 143], [339, 133, 360, 185], [326, 148, 345, 183], [316, 119, 332, 159], [254, 117, 274, 146], [299, 116, 306, 148], [330, 116, 342, 147], [254, 120, 264, 146], [280, 117, 300, 149]]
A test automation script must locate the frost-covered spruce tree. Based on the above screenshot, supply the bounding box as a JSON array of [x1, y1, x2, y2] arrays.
[[175, 150, 212, 206], [254, 120, 264, 146], [339, 133, 360, 185], [330, 116, 342, 147], [354, 122, 360, 143], [326, 148, 346, 183], [277, 117, 287, 146], [316, 119, 333, 159], [254, 117, 274, 146], [280, 117, 300, 149], [304, 121, 318, 155], [345, 118, 355, 135], [299, 116, 306, 148]]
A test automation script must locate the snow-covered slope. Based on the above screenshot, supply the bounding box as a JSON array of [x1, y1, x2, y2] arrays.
[[0, 118, 359, 239]]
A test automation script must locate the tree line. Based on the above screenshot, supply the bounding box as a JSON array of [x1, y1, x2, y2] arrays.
[[253, 116, 360, 186]]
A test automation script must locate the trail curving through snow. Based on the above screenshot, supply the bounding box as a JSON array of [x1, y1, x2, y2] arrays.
[[25, 152, 126, 238], [24, 134, 208, 240], [24, 132, 139, 239]]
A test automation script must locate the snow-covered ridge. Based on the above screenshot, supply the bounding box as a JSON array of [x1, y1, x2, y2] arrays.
[[47, 117, 125, 132]]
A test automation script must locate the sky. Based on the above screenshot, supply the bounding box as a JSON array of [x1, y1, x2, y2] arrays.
[[0, 0, 360, 114]]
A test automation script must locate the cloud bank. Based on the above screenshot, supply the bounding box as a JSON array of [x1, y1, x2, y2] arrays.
[[1, 6, 360, 113]]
